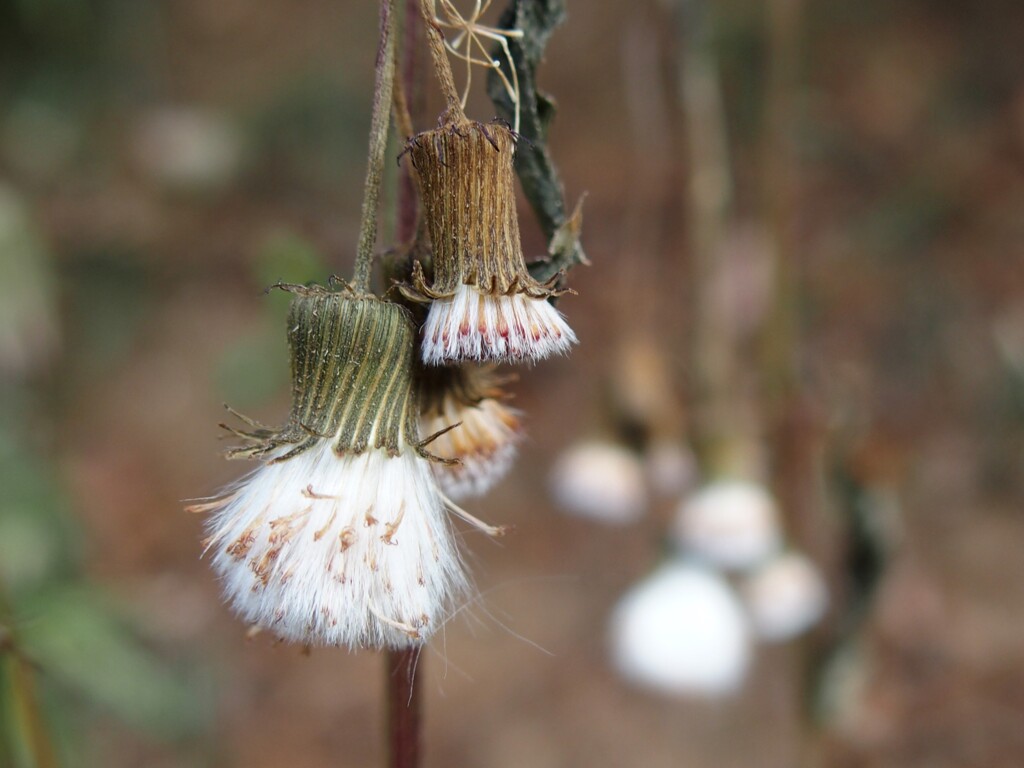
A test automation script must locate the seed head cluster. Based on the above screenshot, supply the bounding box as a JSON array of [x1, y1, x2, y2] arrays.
[[197, 111, 578, 650]]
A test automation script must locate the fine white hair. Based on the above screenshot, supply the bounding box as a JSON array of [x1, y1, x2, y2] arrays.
[[421, 284, 576, 365], [203, 441, 467, 649]]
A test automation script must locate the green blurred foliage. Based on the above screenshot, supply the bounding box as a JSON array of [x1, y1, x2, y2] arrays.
[[61, 252, 151, 376], [246, 74, 369, 194], [0, 186, 59, 377], [215, 330, 290, 411], [255, 228, 328, 298], [214, 229, 327, 410], [18, 586, 208, 742], [0, 189, 212, 766], [0, 429, 77, 593]]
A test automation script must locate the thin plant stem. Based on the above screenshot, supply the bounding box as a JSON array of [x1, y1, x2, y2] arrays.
[[396, 0, 425, 242], [386, 9, 424, 762], [674, 0, 739, 473], [354, 0, 399, 294], [386, 647, 422, 768], [621, 12, 671, 339], [393, 56, 418, 151], [759, 1, 826, 766], [402, 0, 427, 125], [1, 586, 58, 768], [760, 0, 804, 418], [418, 0, 467, 121]]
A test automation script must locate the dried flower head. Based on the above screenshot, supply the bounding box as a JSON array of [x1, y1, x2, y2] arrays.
[[419, 365, 522, 499], [196, 288, 485, 649], [402, 120, 576, 364]]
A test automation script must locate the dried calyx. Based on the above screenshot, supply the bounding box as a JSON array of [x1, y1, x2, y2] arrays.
[[401, 118, 576, 364], [224, 285, 422, 462]]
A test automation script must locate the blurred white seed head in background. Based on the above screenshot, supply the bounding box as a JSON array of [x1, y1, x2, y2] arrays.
[[610, 561, 752, 696], [550, 440, 647, 524], [742, 551, 828, 642], [673, 480, 782, 570]]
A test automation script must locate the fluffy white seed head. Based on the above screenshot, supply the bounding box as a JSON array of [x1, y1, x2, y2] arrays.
[[742, 552, 828, 642], [610, 561, 752, 697], [421, 284, 576, 365], [423, 397, 523, 500], [674, 480, 782, 570], [203, 441, 466, 649], [550, 440, 647, 524]]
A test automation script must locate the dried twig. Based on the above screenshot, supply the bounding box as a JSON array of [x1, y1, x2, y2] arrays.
[[486, 0, 587, 286]]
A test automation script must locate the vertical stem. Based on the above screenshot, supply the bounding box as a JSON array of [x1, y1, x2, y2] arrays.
[[759, 2, 822, 766], [621, 12, 672, 340], [762, 0, 815, 587], [388, 10, 424, 754], [386, 647, 422, 768], [760, 0, 803, 416], [353, 0, 399, 294], [675, 0, 738, 474], [396, 0, 425, 242], [402, 0, 427, 125], [418, 0, 466, 121]]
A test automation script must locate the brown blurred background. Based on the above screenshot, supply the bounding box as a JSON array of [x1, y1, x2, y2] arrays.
[[1, 0, 1023, 766]]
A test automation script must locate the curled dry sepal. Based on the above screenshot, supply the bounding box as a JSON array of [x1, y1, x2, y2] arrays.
[[193, 287, 506, 650]]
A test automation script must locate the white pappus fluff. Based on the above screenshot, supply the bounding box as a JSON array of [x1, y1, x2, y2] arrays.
[[202, 441, 467, 649], [424, 398, 523, 500], [673, 480, 782, 571], [742, 552, 828, 642], [550, 440, 647, 524], [610, 561, 752, 697], [421, 284, 576, 365]]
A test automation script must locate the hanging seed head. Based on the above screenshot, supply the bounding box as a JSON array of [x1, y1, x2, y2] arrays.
[[741, 551, 828, 642], [672, 480, 783, 571], [550, 440, 648, 525], [610, 561, 752, 697], [419, 364, 523, 499], [402, 120, 577, 364], [197, 287, 469, 649]]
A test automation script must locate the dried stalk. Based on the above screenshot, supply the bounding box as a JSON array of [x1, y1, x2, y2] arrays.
[[354, 0, 399, 294], [386, 648, 422, 768], [419, 0, 467, 121], [673, 0, 739, 472]]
